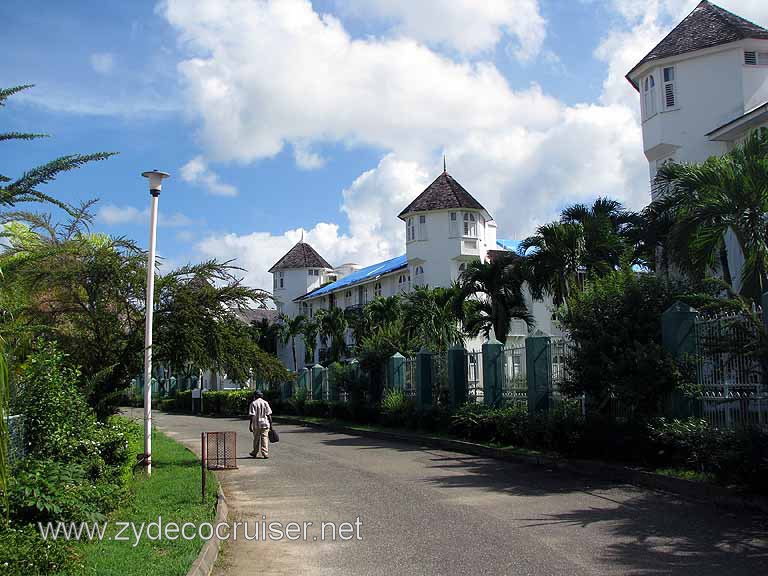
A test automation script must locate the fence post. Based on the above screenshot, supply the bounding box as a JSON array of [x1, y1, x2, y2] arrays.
[[526, 333, 551, 414], [448, 344, 468, 409], [661, 301, 698, 360], [482, 338, 504, 407], [389, 353, 405, 391], [298, 368, 309, 395], [416, 348, 433, 409], [311, 364, 323, 400]]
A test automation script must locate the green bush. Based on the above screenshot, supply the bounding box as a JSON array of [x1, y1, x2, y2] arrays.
[[15, 341, 101, 465], [379, 389, 415, 428], [159, 398, 176, 412], [560, 269, 683, 420], [304, 400, 330, 418], [289, 388, 309, 416], [0, 524, 71, 576]]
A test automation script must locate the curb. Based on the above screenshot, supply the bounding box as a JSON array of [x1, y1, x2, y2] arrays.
[[275, 416, 768, 515], [186, 484, 229, 576]]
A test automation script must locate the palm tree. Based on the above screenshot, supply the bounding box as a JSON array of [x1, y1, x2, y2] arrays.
[[401, 286, 464, 352], [454, 254, 534, 343], [654, 129, 768, 303], [300, 317, 320, 365], [561, 197, 634, 275], [316, 307, 348, 363], [519, 222, 584, 307], [365, 295, 401, 326], [278, 314, 305, 371]]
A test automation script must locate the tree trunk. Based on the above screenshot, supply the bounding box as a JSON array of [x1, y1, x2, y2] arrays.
[[291, 337, 297, 371]]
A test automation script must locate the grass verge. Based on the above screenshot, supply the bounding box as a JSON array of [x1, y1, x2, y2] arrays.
[[57, 430, 218, 576]]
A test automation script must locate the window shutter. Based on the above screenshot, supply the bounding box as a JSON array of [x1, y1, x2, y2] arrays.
[[663, 67, 676, 109], [760, 52, 768, 66], [745, 51, 758, 65]]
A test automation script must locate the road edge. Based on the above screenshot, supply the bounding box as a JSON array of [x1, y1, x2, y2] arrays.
[[275, 415, 768, 515], [186, 484, 228, 576]]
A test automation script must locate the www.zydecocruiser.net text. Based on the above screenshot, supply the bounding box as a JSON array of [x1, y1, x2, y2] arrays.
[[38, 516, 363, 547]]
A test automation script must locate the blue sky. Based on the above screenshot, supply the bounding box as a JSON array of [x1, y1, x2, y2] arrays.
[[3, 0, 767, 289]]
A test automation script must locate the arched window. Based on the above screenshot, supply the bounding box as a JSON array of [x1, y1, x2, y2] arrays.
[[643, 74, 656, 119], [463, 212, 477, 237], [345, 290, 353, 307], [374, 282, 382, 298], [398, 274, 409, 293], [458, 262, 466, 279]]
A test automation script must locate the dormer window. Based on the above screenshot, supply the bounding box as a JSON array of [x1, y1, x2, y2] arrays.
[[643, 74, 657, 119], [463, 212, 477, 238], [745, 51, 768, 66], [662, 66, 676, 109]]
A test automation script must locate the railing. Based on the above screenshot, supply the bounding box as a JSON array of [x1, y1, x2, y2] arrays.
[[695, 391, 768, 428], [466, 350, 483, 403], [501, 345, 527, 406], [694, 313, 763, 395]]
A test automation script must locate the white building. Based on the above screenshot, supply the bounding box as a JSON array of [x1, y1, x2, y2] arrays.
[[626, 0, 768, 291], [270, 168, 559, 370]]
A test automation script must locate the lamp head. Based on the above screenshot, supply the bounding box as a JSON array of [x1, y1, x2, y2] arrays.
[[141, 170, 170, 194]]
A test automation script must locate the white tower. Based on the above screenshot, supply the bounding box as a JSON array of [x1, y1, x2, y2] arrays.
[[397, 167, 497, 289]]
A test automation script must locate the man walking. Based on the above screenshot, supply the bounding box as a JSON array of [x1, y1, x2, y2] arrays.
[[248, 390, 273, 458]]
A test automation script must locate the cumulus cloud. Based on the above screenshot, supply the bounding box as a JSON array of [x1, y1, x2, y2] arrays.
[[90, 52, 115, 75], [180, 156, 238, 196], [336, 0, 546, 58], [163, 0, 766, 291]]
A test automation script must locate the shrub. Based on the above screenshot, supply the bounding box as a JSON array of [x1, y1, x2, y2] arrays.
[[380, 389, 415, 428], [7, 460, 106, 523], [0, 524, 71, 576], [560, 269, 683, 420], [15, 341, 101, 465], [304, 400, 330, 418], [159, 398, 176, 412], [289, 388, 309, 416]]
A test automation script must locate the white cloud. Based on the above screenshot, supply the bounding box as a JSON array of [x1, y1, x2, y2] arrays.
[[90, 52, 115, 75], [97, 204, 197, 228], [180, 156, 238, 196], [336, 0, 546, 58], [165, 0, 767, 290]]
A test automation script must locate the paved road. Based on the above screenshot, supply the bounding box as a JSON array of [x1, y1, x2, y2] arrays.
[[148, 411, 768, 576]]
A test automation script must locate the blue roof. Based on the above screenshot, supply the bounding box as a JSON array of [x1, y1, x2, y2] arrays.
[[297, 254, 408, 300], [496, 239, 522, 253]]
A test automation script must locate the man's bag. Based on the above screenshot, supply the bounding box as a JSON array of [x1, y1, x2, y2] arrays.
[[268, 427, 280, 443]]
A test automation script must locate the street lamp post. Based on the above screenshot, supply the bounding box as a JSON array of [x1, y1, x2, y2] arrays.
[[141, 169, 170, 475]]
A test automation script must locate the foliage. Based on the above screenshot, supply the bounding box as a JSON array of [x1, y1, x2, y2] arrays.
[[0, 524, 71, 576], [3, 231, 147, 417], [357, 319, 413, 403], [249, 317, 279, 356], [559, 269, 683, 419], [14, 341, 100, 463], [653, 129, 768, 303], [154, 261, 272, 383], [0, 346, 8, 523], [521, 198, 636, 307], [315, 307, 348, 363], [648, 418, 768, 489], [379, 388, 415, 427], [454, 254, 533, 342], [401, 286, 464, 352], [300, 317, 320, 364]]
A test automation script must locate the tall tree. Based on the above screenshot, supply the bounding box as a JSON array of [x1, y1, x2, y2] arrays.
[[278, 314, 305, 371], [454, 254, 534, 343], [300, 316, 320, 365], [520, 222, 584, 308], [402, 285, 464, 352], [653, 129, 768, 303], [315, 307, 348, 363]]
